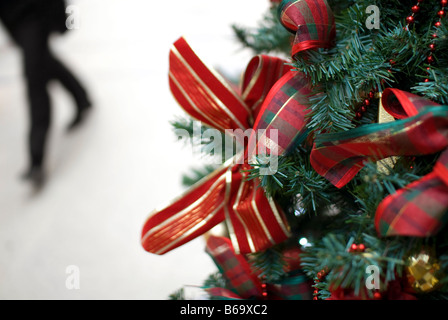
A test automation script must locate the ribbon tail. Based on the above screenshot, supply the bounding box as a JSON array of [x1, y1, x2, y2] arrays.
[[205, 235, 263, 299], [141, 160, 235, 255], [376, 150, 448, 237], [306, 88, 448, 237], [310, 89, 448, 188], [267, 272, 313, 300]]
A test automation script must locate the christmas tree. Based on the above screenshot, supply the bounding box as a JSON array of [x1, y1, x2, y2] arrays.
[[141, 0, 448, 300]]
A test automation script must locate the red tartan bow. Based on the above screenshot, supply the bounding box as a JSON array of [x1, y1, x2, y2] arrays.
[[141, 38, 293, 254], [141, 0, 339, 255], [310, 88, 448, 237]]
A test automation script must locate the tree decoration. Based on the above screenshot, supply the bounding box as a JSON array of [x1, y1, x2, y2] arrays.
[[204, 236, 312, 300], [310, 89, 448, 238], [278, 0, 336, 56], [155, 0, 448, 300], [142, 0, 339, 255], [141, 38, 295, 255], [406, 250, 443, 293]]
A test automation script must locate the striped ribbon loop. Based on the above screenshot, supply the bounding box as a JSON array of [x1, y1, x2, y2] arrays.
[[278, 0, 336, 56], [248, 70, 313, 158], [241, 54, 294, 118], [141, 38, 292, 255], [169, 37, 251, 132], [244, 0, 337, 161], [169, 37, 291, 131], [309, 88, 448, 237], [228, 164, 292, 254]]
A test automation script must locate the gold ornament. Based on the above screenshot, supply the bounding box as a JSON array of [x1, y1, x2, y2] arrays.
[[376, 92, 398, 174], [406, 251, 442, 293]]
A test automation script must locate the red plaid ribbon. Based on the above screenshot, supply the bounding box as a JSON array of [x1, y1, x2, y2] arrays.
[[141, 38, 293, 254], [278, 0, 336, 56], [244, 0, 336, 159], [205, 236, 263, 299], [310, 88, 448, 237], [248, 70, 313, 158], [205, 236, 313, 300], [266, 274, 312, 300]]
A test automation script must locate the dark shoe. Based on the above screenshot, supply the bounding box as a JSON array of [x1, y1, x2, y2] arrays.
[[67, 103, 92, 132], [22, 166, 46, 189]]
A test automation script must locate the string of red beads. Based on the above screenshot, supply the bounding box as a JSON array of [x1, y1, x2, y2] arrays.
[[313, 267, 329, 300], [406, 0, 425, 26], [406, 0, 447, 82], [355, 89, 378, 120], [356, 1, 446, 121], [261, 283, 268, 298], [425, 0, 447, 81], [349, 242, 366, 253]]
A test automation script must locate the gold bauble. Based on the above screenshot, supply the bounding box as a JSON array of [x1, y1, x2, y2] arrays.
[[406, 251, 442, 293]]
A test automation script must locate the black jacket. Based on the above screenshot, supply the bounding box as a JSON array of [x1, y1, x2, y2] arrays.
[[0, 0, 67, 34]]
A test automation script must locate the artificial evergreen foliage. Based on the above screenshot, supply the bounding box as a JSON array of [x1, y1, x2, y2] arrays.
[[169, 0, 448, 299]]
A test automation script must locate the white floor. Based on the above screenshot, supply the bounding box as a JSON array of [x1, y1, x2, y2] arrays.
[[0, 0, 267, 299]]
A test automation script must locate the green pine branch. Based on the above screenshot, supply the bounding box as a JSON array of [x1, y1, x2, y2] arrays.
[[168, 0, 448, 300], [245, 147, 343, 216], [231, 5, 292, 56], [248, 247, 288, 283]]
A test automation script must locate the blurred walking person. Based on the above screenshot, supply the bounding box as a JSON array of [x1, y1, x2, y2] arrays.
[[0, 0, 91, 188]]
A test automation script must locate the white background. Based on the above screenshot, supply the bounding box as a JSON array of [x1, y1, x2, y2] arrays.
[[0, 0, 269, 299]]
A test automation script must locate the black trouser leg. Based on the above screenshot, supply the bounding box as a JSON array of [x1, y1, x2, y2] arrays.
[[12, 21, 52, 170], [48, 52, 91, 110], [12, 20, 91, 170]]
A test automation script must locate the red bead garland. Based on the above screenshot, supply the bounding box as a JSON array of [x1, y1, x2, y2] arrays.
[[261, 282, 268, 298], [373, 291, 382, 300], [313, 267, 329, 300], [417, 1, 446, 82], [355, 90, 377, 120], [349, 242, 366, 253], [404, 0, 447, 82], [405, 0, 424, 28], [356, 1, 445, 121], [426, 1, 447, 81]]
